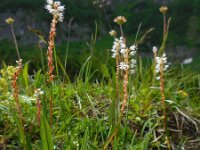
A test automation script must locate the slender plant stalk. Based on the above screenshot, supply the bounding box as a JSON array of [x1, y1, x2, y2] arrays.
[[47, 15, 57, 82], [12, 59, 23, 125], [102, 7, 112, 30], [64, 18, 74, 71], [36, 97, 41, 126], [47, 15, 58, 127], [160, 60, 171, 150], [38, 43, 45, 70], [10, 24, 21, 60], [120, 48, 130, 114], [119, 25, 125, 39], [152, 49, 158, 85], [115, 43, 120, 124], [35, 88, 43, 126], [119, 23, 129, 114], [163, 14, 167, 39]]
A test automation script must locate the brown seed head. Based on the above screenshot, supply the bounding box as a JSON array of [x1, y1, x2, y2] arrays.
[[114, 16, 127, 25], [5, 17, 15, 25], [159, 6, 168, 14]]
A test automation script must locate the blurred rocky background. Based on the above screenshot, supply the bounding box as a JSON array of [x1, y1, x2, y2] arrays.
[[0, 0, 199, 71]]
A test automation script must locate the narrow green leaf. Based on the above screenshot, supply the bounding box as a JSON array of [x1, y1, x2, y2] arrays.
[[40, 113, 54, 150], [23, 63, 29, 87]]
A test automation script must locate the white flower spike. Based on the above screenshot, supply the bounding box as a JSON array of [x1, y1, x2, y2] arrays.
[[155, 53, 169, 80], [45, 0, 65, 22]]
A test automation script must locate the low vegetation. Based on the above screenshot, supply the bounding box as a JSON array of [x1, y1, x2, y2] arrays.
[[0, 0, 200, 150]]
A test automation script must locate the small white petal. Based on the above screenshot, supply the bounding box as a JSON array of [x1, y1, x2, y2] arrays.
[[58, 6, 65, 11], [182, 58, 193, 64], [156, 76, 160, 80], [130, 69, 135, 74], [130, 44, 137, 51], [54, 1, 61, 6], [152, 46, 157, 53], [47, 0, 53, 5], [130, 51, 136, 56], [120, 49, 126, 54], [45, 5, 52, 10]]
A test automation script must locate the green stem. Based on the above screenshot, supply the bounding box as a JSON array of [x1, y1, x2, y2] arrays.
[[10, 24, 21, 60]]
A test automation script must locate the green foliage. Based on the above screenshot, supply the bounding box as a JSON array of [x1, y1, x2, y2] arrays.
[[0, 0, 200, 149], [40, 113, 54, 150]]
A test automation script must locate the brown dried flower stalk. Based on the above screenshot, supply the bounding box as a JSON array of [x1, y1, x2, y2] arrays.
[[120, 48, 130, 114], [159, 6, 168, 38], [34, 88, 44, 126], [45, 0, 65, 127], [155, 53, 171, 149], [47, 16, 57, 82], [46, 0, 65, 82], [12, 59, 23, 121], [159, 61, 171, 150]]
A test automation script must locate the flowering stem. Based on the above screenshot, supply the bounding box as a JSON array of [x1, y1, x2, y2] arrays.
[[160, 61, 171, 150], [47, 16, 57, 82], [115, 44, 120, 123], [119, 25, 125, 39], [152, 50, 158, 85], [10, 24, 21, 60], [163, 14, 167, 40], [47, 14, 58, 127], [12, 60, 23, 119], [121, 49, 130, 114], [36, 97, 41, 126]]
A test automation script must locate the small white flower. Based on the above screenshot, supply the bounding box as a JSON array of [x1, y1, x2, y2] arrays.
[[112, 53, 117, 58], [155, 53, 169, 80], [130, 59, 136, 64], [130, 44, 137, 51], [110, 38, 120, 58], [156, 76, 160, 80], [182, 58, 193, 64], [54, 1, 61, 6], [130, 69, 135, 74], [109, 30, 117, 37], [120, 43, 126, 49], [46, 5, 52, 10], [152, 46, 158, 53], [34, 88, 44, 97], [47, 0, 53, 5], [119, 62, 129, 70], [45, 0, 65, 22], [120, 48, 127, 55], [58, 6, 65, 11], [130, 50, 136, 56]]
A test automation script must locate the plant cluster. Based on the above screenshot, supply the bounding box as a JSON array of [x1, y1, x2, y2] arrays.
[[0, 1, 200, 150]]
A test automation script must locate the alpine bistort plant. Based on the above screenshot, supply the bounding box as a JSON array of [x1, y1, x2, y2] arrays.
[[120, 43, 137, 114], [155, 53, 171, 149], [45, 0, 65, 126], [34, 88, 44, 126], [110, 33, 120, 125], [155, 53, 169, 80], [45, 0, 65, 82], [111, 16, 138, 115], [12, 59, 23, 123]]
